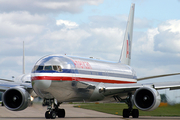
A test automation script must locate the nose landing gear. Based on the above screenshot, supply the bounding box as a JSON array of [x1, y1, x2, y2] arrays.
[[43, 98, 65, 119]]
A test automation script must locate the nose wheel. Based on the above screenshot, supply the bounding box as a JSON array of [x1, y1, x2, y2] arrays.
[[45, 109, 65, 119], [43, 99, 65, 119], [45, 111, 56, 119], [57, 109, 65, 118]]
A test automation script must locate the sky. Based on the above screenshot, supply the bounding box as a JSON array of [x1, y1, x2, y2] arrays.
[[0, 0, 180, 102]]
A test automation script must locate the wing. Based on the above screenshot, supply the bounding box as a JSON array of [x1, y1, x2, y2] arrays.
[[137, 72, 180, 81], [103, 72, 180, 96], [104, 81, 180, 96], [0, 80, 32, 92], [0, 78, 14, 82]]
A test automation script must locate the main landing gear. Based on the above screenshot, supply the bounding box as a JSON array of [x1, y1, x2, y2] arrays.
[[114, 93, 139, 118], [43, 98, 65, 119]]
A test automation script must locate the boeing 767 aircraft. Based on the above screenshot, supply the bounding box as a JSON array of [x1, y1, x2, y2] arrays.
[[1, 3, 180, 119]]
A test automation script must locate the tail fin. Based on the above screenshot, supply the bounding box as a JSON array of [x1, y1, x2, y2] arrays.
[[119, 3, 135, 65]]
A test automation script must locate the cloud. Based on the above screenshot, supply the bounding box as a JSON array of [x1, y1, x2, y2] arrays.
[[89, 16, 126, 28], [0, 11, 50, 56], [0, 0, 104, 14], [132, 20, 180, 59], [131, 19, 180, 78], [0, 12, 47, 38], [133, 28, 159, 54], [56, 20, 79, 29], [154, 20, 180, 53], [134, 17, 152, 29], [158, 20, 180, 33]]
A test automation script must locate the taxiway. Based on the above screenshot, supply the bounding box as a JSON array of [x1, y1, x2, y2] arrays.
[[0, 103, 179, 120]]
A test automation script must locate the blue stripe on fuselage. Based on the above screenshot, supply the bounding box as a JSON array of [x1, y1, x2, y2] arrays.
[[33, 69, 79, 73], [33, 69, 136, 79]]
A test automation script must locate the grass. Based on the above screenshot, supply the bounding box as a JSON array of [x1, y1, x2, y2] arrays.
[[74, 103, 180, 116]]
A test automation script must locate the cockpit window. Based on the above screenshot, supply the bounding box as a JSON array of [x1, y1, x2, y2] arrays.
[[32, 65, 62, 72], [53, 66, 57, 71], [53, 65, 62, 72], [57, 66, 62, 72], [32, 65, 38, 72], [37, 66, 43, 71], [44, 66, 52, 71]]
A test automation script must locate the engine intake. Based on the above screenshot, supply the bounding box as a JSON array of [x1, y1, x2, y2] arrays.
[[2, 87, 30, 111], [133, 87, 161, 111]]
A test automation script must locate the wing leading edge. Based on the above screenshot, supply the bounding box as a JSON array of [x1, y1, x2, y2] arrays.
[[103, 80, 180, 97], [103, 72, 180, 97]]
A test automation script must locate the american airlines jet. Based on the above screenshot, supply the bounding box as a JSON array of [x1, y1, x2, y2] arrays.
[[1, 3, 180, 119]]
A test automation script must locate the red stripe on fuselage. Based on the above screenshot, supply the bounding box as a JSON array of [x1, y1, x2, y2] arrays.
[[31, 76, 136, 84]]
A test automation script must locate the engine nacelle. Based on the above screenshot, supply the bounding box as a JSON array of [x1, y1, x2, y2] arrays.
[[133, 87, 161, 111], [2, 87, 30, 111]]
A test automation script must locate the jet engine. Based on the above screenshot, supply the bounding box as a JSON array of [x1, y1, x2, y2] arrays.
[[2, 87, 30, 111], [133, 87, 161, 111]]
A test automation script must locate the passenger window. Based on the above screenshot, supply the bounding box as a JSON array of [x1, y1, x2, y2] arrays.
[[44, 66, 52, 70], [37, 66, 44, 71]]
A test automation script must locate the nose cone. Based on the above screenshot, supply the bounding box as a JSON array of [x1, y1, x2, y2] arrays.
[[31, 76, 52, 89]]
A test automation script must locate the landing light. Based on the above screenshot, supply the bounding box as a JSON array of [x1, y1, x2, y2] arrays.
[[30, 96, 34, 101]]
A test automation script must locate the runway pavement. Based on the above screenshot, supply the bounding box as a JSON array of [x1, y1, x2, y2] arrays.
[[0, 103, 179, 120]]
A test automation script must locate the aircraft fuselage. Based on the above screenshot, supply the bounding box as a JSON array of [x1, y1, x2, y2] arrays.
[[31, 54, 137, 102]]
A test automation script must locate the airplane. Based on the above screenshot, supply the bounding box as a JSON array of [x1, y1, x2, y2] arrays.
[[1, 3, 180, 119]]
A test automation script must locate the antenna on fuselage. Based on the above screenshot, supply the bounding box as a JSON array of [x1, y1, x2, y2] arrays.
[[23, 41, 25, 74]]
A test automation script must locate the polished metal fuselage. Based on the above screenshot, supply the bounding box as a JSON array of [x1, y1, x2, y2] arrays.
[[31, 54, 137, 102]]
